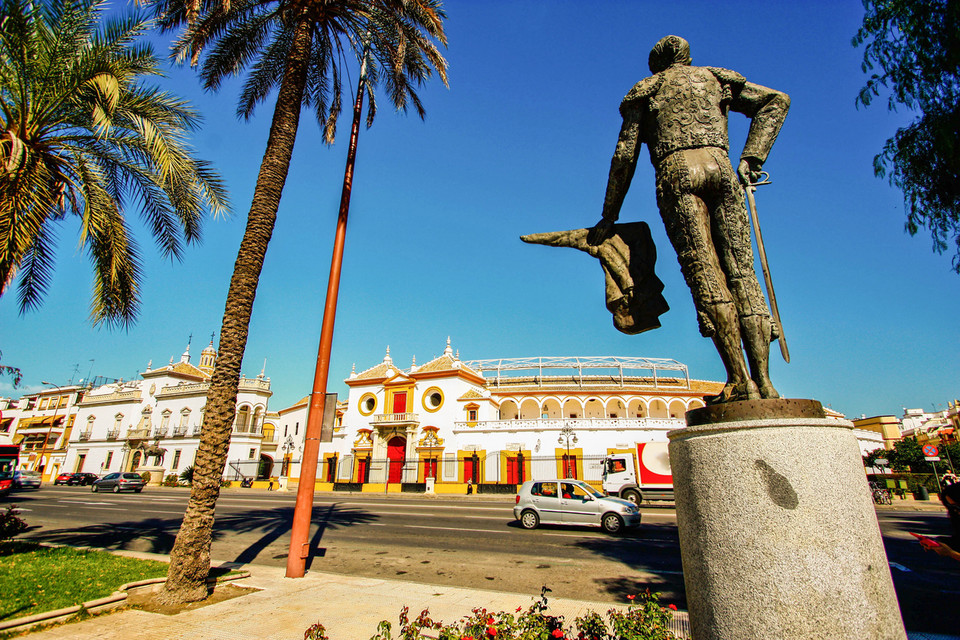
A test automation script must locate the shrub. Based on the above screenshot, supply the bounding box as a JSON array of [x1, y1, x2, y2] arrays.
[[364, 588, 677, 640], [162, 474, 179, 487], [304, 622, 330, 640], [0, 505, 29, 541], [140, 471, 152, 484], [179, 466, 194, 485]]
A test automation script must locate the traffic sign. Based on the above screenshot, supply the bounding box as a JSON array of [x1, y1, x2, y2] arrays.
[[922, 444, 939, 457]]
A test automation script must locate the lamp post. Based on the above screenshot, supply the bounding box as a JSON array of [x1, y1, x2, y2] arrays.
[[280, 435, 296, 477], [38, 381, 63, 480], [558, 423, 578, 478]]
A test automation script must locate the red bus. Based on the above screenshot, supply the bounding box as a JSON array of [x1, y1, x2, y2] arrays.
[[0, 444, 20, 496]]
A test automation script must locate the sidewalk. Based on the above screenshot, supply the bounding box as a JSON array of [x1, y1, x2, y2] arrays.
[[18, 557, 692, 640]]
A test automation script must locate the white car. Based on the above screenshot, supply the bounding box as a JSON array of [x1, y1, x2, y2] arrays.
[[513, 478, 641, 534]]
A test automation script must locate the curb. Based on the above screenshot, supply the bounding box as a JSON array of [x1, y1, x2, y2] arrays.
[[0, 569, 250, 634]]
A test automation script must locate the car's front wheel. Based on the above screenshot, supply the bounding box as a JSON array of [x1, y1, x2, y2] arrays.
[[91, 484, 98, 492], [601, 512, 624, 534], [112, 485, 120, 493], [621, 489, 640, 505], [519, 510, 540, 530]]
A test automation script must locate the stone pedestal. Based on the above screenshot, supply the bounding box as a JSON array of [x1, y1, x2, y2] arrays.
[[136, 465, 165, 487], [669, 399, 905, 640]]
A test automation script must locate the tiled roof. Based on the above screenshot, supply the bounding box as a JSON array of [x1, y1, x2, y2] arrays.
[[415, 354, 458, 373], [170, 361, 207, 379], [352, 362, 395, 381]]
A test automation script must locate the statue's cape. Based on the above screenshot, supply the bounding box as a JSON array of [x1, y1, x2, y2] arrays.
[[520, 222, 668, 335]]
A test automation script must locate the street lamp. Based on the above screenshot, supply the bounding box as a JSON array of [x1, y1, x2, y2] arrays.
[[558, 424, 578, 478], [280, 435, 296, 477], [38, 381, 63, 480]]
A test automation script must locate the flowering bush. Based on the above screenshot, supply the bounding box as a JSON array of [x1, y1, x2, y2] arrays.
[[362, 587, 678, 640], [0, 505, 28, 541]]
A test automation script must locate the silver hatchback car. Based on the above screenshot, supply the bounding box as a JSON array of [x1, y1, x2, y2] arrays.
[[514, 479, 641, 534]]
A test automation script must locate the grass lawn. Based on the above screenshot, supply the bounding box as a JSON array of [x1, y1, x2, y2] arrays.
[[0, 541, 169, 621]]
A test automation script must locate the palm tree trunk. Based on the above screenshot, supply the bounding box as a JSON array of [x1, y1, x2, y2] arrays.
[[160, 18, 313, 604]]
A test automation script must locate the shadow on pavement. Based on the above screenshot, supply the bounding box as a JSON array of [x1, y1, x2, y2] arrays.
[[22, 503, 378, 569], [572, 522, 686, 608]]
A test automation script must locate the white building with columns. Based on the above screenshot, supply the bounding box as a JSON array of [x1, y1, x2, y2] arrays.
[[279, 339, 724, 493], [61, 341, 275, 482]]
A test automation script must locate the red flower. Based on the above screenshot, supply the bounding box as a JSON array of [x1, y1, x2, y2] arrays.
[[486, 625, 497, 636], [551, 629, 565, 638], [515, 606, 522, 613], [487, 617, 495, 625], [462, 637, 475, 640], [668, 604, 677, 611], [626, 594, 636, 601]]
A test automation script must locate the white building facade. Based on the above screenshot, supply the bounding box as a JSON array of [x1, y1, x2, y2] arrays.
[[61, 342, 275, 482], [280, 339, 724, 493]]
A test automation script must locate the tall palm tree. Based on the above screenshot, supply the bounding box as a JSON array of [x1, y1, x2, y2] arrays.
[[0, 0, 228, 327], [150, 0, 447, 603]]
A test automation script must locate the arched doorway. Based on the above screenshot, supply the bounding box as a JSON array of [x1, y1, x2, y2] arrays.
[[130, 451, 142, 470], [257, 455, 273, 479], [387, 436, 406, 484]]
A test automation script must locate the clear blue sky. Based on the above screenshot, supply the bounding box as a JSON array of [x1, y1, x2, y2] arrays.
[[2, 1, 958, 419]]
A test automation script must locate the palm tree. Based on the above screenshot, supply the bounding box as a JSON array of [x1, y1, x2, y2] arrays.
[[0, 0, 228, 327], [150, 0, 447, 603]]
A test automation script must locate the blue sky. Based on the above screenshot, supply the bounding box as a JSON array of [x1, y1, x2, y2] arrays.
[[2, 1, 958, 418]]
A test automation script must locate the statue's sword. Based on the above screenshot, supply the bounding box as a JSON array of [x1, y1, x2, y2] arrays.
[[745, 172, 790, 363]]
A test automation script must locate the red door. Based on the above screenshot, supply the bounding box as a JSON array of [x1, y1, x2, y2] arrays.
[[357, 457, 369, 483], [562, 454, 577, 479], [393, 392, 407, 414], [424, 458, 437, 480], [387, 436, 405, 483], [506, 457, 519, 484]]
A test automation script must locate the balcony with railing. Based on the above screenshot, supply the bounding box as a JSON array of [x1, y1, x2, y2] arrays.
[[78, 431, 92, 441], [453, 417, 683, 433], [172, 425, 188, 437], [373, 413, 419, 426], [152, 427, 167, 439], [80, 390, 142, 406], [106, 428, 119, 440]]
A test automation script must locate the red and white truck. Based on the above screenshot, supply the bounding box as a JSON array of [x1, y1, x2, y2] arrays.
[[601, 442, 674, 503]]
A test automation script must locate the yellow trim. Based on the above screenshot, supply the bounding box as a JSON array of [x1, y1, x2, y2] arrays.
[[358, 393, 377, 416], [555, 447, 584, 479], [389, 386, 415, 413], [417, 451, 442, 482], [353, 453, 371, 483], [421, 386, 444, 413], [499, 449, 532, 483], [458, 449, 486, 483]]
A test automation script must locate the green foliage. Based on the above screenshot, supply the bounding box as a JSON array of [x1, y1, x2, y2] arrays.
[[0, 351, 22, 388], [162, 474, 179, 487], [304, 622, 330, 640], [0, 0, 228, 326], [863, 447, 888, 468], [140, 471, 152, 483], [365, 588, 678, 640], [151, 0, 449, 141], [0, 505, 28, 541], [179, 465, 194, 485], [0, 543, 168, 620], [853, 0, 960, 272], [887, 436, 926, 471]]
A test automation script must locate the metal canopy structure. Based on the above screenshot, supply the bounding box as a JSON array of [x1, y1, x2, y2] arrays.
[[461, 356, 690, 389]]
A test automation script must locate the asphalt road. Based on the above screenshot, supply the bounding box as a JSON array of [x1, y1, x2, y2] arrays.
[[6, 486, 960, 635]]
